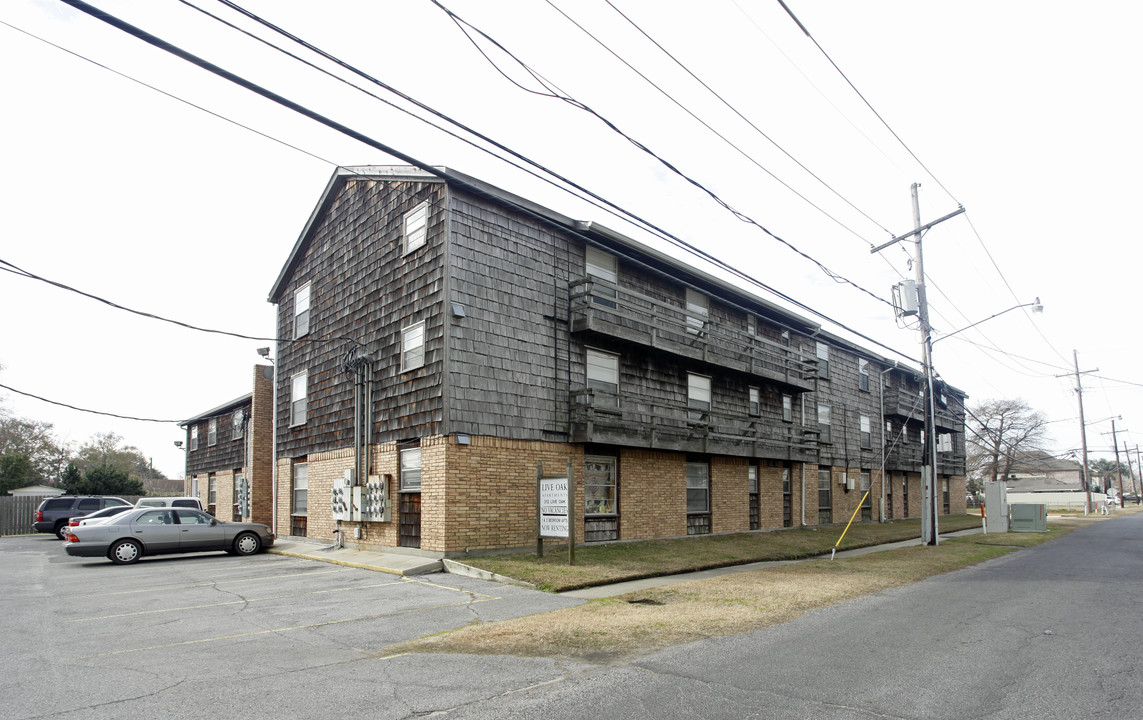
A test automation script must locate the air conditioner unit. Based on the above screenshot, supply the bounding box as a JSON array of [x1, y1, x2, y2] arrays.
[[844, 476, 855, 491]]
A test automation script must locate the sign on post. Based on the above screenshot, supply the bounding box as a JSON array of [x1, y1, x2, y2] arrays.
[[536, 460, 575, 564]]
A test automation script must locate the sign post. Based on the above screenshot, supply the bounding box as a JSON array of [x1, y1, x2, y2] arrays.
[[536, 460, 575, 564]]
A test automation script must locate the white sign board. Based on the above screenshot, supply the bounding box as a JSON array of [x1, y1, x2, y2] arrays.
[[539, 477, 569, 538]]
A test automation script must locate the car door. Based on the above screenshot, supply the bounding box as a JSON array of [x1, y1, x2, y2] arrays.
[[131, 510, 180, 553], [173, 508, 226, 552]]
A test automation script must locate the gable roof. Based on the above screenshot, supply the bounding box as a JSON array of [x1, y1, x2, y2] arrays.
[[268, 166, 822, 335]]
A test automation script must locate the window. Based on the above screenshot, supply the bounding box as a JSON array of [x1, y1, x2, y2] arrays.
[[232, 409, 244, 440], [860, 415, 871, 449], [290, 371, 308, 426], [402, 321, 425, 372], [782, 394, 793, 423], [292, 462, 308, 516], [688, 373, 711, 421], [859, 359, 870, 391], [748, 462, 760, 530], [400, 447, 422, 491], [747, 314, 757, 337], [585, 456, 617, 515], [685, 289, 708, 336], [780, 330, 790, 347], [748, 387, 761, 416], [586, 348, 619, 398], [294, 283, 311, 339], [208, 474, 217, 508], [190, 426, 199, 451], [813, 342, 832, 377], [191, 476, 198, 497], [404, 200, 428, 253], [942, 477, 950, 513], [208, 418, 217, 446], [748, 463, 759, 494], [585, 246, 618, 308], [818, 468, 832, 524], [817, 404, 831, 443], [686, 460, 710, 514]]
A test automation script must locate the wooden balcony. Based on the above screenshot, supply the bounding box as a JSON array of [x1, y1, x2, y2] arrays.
[[569, 388, 818, 462], [885, 444, 965, 475], [569, 277, 816, 392]]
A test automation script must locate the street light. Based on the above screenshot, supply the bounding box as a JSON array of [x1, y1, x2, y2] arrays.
[[932, 298, 1043, 346]]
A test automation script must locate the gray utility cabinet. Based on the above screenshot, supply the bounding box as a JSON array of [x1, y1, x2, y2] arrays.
[[1009, 503, 1048, 532]]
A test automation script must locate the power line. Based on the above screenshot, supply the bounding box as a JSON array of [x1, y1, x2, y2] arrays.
[[775, 0, 958, 206], [0, 382, 183, 423], [427, 0, 895, 310], [563, 0, 892, 239]]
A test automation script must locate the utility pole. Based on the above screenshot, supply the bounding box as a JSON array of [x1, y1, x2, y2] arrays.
[[871, 186, 964, 546], [1110, 421, 1124, 507], [1135, 445, 1142, 504], [1064, 350, 1097, 515]]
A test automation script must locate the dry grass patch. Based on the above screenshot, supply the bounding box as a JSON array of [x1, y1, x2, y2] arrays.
[[389, 538, 1023, 662]]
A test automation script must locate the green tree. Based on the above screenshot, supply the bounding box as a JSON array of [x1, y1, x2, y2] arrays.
[[0, 451, 36, 495], [63, 463, 144, 496], [0, 417, 68, 485], [74, 432, 165, 486]]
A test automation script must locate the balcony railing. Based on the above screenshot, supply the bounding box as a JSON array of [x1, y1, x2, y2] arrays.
[[569, 277, 816, 392], [885, 444, 965, 475], [883, 387, 963, 432], [569, 388, 818, 462]]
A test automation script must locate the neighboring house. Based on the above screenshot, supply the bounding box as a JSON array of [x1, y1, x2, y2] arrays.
[[179, 366, 274, 523], [266, 165, 967, 555], [7, 485, 65, 497]]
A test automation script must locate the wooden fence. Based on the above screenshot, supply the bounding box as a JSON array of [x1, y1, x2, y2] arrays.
[[0, 496, 46, 536]]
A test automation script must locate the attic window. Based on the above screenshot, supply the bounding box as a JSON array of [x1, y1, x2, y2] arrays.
[[404, 201, 429, 254]]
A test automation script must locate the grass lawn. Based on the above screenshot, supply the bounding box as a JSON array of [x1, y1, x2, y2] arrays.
[[457, 514, 984, 592]]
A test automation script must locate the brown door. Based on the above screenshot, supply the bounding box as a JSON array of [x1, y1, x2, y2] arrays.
[[399, 493, 421, 548]]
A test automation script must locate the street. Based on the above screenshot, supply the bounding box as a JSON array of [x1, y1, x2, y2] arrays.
[[4, 515, 1142, 719]]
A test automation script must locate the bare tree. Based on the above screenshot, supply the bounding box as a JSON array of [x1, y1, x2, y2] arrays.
[[968, 398, 1049, 484]]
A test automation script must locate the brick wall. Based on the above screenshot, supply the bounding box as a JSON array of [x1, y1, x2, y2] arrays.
[[249, 365, 274, 525], [619, 449, 686, 540]]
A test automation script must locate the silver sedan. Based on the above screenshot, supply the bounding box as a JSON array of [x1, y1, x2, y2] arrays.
[[64, 507, 275, 565]]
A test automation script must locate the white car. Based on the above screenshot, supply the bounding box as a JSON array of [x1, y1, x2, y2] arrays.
[[134, 496, 204, 511], [67, 505, 137, 531]]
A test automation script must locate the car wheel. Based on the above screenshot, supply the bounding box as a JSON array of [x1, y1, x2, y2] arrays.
[[233, 532, 261, 556], [109, 539, 142, 565], [54, 522, 69, 541]]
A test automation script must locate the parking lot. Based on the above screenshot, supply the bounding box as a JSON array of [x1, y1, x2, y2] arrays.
[[1, 535, 582, 719]]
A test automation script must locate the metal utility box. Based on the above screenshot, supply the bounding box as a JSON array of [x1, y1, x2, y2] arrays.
[[1009, 503, 1048, 532], [983, 481, 1009, 533]]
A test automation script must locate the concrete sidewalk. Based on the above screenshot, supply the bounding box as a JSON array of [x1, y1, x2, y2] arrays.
[[268, 539, 443, 576], [267, 527, 988, 593]]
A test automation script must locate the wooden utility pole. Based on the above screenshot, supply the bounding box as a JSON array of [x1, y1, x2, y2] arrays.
[[870, 186, 964, 546], [1066, 351, 1097, 514]]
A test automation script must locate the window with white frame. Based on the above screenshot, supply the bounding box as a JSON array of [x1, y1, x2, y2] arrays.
[[585, 245, 618, 308], [818, 404, 832, 443], [292, 462, 308, 515], [748, 463, 759, 494], [859, 359, 870, 391], [290, 371, 308, 426], [686, 460, 710, 514], [782, 394, 793, 422], [404, 201, 428, 253], [748, 386, 761, 416], [860, 415, 871, 449], [232, 409, 244, 440], [294, 283, 311, 339], [401, 321, 425, 372], [190, 426, 199, 451], [818, 468, 832, 524], [585, 456, 617, 515], [816, 342, 830, 378], [400, 447, 422, 491], [688, 373, 711, 421], [208, 474, 217, 508], [208, 418, 217, 446], [685, 289, 708, 336], [747, 314, 757, 337], [586, 348, 619, 405]]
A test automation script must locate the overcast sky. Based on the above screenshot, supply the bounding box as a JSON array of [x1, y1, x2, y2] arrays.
[[2, 0, 1141, 480]]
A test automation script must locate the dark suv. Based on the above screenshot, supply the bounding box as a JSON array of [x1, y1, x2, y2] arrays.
[[33, 496, 131, 540]]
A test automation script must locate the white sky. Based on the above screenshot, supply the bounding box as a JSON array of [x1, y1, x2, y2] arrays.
[[2, 0, 1141, 480]]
